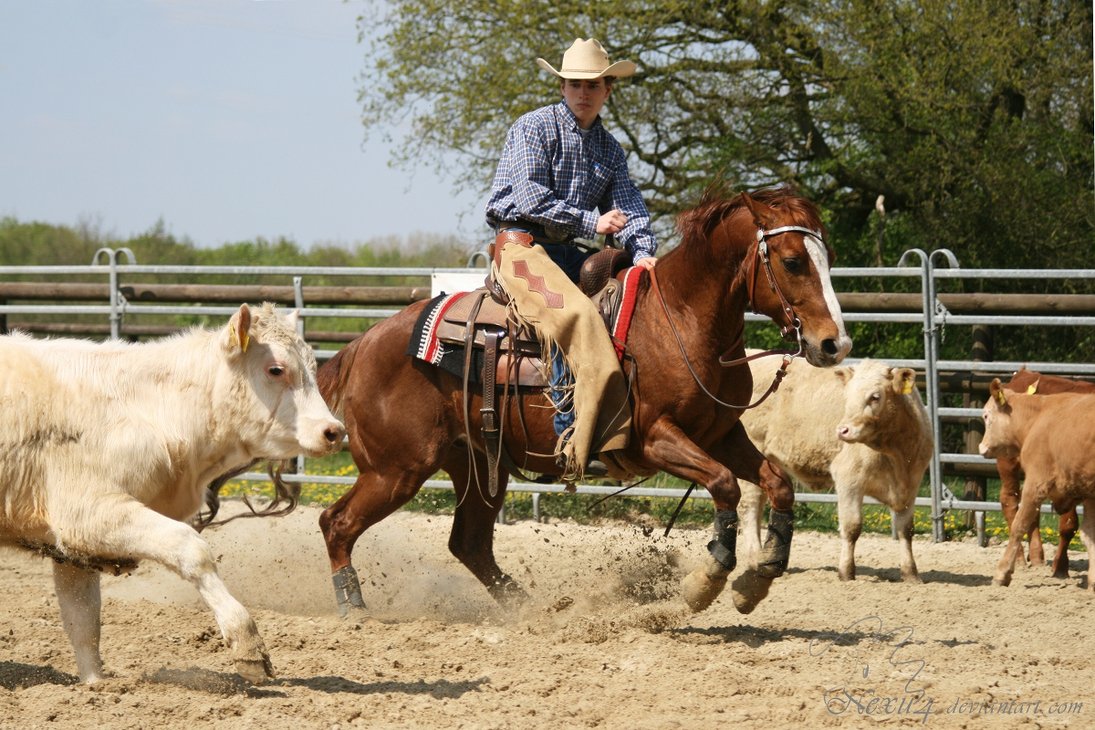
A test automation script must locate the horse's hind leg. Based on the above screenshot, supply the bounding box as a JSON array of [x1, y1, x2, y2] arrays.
[[444, 449, 528, 605], [319, 468, 428, 617]]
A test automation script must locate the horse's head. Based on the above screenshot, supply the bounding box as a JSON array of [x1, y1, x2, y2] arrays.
[[736, 188, 852, 366]]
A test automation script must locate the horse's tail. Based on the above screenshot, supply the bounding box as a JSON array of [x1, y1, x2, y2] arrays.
[[317, 336, 363, 419]]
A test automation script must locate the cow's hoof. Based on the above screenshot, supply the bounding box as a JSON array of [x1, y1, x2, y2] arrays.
[[235, 653, 275, 685], [681, 568, 727, 613], [730, 568, 774, 614], [902, 572, 923, 584]]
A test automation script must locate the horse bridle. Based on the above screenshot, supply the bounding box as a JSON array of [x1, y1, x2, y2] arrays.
[[650, 224, 822, 410], [745, 225, 823, 342]]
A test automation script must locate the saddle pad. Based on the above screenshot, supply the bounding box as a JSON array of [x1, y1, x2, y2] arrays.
[[408, 291, 469, 365], [408, 293, 548, 388], [610, 266, 643, 360]]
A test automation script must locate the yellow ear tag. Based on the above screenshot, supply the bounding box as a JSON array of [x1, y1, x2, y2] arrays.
[[240, 332, 250, 353], [902, 380, 913, 395], [1026, 384, 1037, 395], [994, 390, 1007, 406]]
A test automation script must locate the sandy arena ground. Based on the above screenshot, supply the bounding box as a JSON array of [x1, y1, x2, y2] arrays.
[[1, 505, 1092, 729]]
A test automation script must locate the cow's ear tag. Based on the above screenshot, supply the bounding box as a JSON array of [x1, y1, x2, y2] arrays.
[[994, 389, 1008, 406], [1026, 383, 1038, 395], [902, 379, 913, 395], [228, 325, 250, 352]]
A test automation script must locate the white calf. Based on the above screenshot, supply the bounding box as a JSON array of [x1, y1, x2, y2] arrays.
[[739, 356, 932, 582], [0, 303, 344, 683]]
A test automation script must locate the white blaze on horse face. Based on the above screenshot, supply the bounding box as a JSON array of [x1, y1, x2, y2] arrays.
[[804, 234, 853, 360]]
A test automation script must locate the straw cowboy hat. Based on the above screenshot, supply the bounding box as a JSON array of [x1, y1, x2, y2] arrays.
[[536, 38, 636, 80]]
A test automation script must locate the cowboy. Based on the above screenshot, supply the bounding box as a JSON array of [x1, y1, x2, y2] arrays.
[[485, 38, 658, 481]]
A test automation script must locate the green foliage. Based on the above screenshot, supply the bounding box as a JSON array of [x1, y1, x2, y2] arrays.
[[0, 217, 108, 266], [357, 0, 1092, 269], [0, 216, 475, 269]]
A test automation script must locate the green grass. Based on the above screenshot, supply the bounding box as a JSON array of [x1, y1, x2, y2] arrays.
[[221, 460, 1082, 550]]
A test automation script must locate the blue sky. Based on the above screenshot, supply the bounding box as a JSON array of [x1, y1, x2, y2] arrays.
[[0, 0, 483, 250]]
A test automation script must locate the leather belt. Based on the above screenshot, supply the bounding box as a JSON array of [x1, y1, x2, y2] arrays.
[[492, 219, 572, 245]]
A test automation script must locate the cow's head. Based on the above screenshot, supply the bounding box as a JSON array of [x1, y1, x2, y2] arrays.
[[978, 378, 1019, 458], [835, 360, 923, 448], [221, 303, 345, 458]]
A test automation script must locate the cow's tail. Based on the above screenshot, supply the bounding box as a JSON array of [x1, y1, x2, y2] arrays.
[[317, 335, 363, 420]]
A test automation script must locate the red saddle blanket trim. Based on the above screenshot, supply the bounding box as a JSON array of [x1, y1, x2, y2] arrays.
[[414, 291, 468, 364], [611, 266, 643, 361]]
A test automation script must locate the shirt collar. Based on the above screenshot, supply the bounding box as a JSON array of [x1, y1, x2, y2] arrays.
[[555, 100, 602, 133]]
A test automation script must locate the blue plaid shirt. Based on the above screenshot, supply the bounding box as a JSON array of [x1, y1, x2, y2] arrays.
[[485, 101, 657, 262]]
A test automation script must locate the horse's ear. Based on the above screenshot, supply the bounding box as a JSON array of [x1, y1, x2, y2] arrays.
[[740, 190, 773, 229]]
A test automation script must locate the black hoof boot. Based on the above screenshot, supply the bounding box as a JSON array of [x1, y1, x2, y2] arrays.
[[332, 565, 367, 617], [756, 508, 794, 579], [707, 510, 739, 573]]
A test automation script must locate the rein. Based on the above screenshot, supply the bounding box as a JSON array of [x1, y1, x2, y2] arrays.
[[649, 224, 818, 411]]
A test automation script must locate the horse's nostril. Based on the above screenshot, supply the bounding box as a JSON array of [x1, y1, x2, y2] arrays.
[[822, 339, 838, 355]]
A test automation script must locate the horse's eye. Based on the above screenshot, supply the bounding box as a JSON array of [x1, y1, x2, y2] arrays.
[[267, 365, 286, 378], [782, 257, 803, 274]]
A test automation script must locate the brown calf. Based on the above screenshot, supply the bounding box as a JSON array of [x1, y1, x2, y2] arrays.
[[980, 380, 1095, 592], [997, 369, 1093, 577]]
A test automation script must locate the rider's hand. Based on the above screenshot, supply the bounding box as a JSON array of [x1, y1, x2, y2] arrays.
[[596, 209, 628, 235], [635, 257, 657, 271]]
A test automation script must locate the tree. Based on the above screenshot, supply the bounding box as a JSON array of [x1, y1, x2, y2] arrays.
[[355, 0, 1093, 270]]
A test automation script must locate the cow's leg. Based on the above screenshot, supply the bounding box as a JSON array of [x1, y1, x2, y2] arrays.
[[998, 457, 1038, 565], [69, 500, 272, 683], [994, 494, 1041, 587], [737, 480, 766, 569], [835, 491, 863, 581], [319, 465, 431, 618], [1080, 499, 1095, 593], [893, 505, 921, 583], [52, 562, 103, 683], [1051, 507, 1079, 579], [638, 419, 743, 613], [443, 449, 527, 605]]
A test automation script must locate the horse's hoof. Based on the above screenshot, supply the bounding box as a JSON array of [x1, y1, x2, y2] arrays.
[[730, 568, 773, 614], [339, 604, 370, 621], [235, 653, 274, 685], [991, 574, 1011, 587], [490, 577, 529, 607], [680, 568, 727, 613]]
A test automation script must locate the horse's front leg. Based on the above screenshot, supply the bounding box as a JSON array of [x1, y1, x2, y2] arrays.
[[640, 418, 749, 613], [704, 422, 796, 614]]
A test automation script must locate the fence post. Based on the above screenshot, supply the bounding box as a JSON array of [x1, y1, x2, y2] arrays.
[[92, 247, 136, 340], [293, 275, 307, 475], [897, 247, 959, 543], [963, 324, 992, 545]]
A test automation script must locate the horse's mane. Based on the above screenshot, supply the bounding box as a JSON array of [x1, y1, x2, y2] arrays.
[[674, 183, 825, 259]]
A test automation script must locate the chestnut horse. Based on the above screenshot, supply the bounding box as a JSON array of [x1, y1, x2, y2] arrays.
[[317, 186, 851, 617]]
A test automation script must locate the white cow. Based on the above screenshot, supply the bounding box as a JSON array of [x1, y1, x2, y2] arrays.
[[0, 303, 344, 684], [739, 355, 932, 582]]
